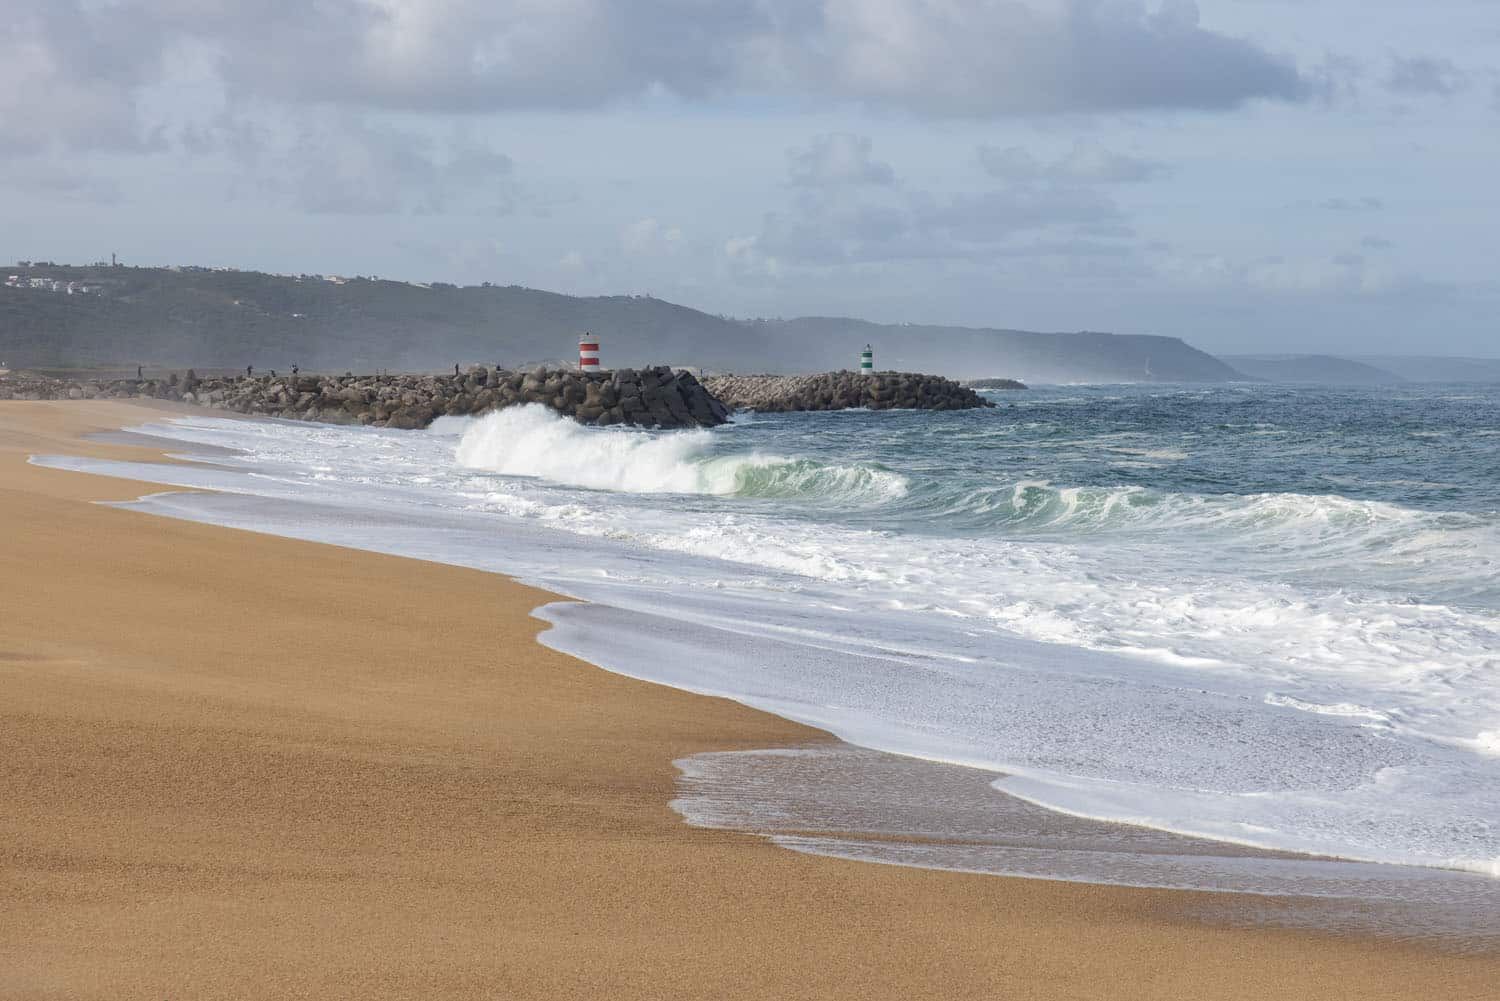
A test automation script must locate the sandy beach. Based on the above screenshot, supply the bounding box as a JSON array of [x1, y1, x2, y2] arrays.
[[2, 399, 1496, 1000]]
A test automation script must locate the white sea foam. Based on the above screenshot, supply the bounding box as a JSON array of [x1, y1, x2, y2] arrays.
[[456, 405, 724, 493], [455, 405, 908, 503], [1264, 693, 1392, 723], [30, 404, 1500, 882]]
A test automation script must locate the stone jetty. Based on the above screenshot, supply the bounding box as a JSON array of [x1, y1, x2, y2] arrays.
[[702, 371, 993, 412], [0, 366, 731, 430]]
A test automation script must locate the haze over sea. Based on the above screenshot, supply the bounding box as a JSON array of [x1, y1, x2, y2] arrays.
[[39, 383, 1500, 891]]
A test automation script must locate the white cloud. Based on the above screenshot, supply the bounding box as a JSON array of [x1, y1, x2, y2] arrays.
[[787, 134, 895, 188], [274, 118, 514, 215], [0, 1, 171, 155], [801, 0, 1307, 115], [755, 138, 1128, 266], [978, 142, 1170, 185], [1386, 54, 1468, 96], [0, 159, 122, 204], [1152, 247, 1405, 296], [721, 235, 782, 279], [622, 217, 685, 256], [0, 0, 1311, 160], [1317, 196, 1383, 212]]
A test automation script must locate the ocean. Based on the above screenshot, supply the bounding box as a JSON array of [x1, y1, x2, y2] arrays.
[[37, 383, 1500, 923]]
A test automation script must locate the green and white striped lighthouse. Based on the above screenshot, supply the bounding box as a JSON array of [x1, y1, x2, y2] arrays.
[[860, 344, 874, 374]]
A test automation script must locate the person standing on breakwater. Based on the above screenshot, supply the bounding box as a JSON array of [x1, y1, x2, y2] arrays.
[[136, 365, 142, 379], [454, 363, 460, 377], [246, 365, 253, 378], [292, 365, 299, 377]]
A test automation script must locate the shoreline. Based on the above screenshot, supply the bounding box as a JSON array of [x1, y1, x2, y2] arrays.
[[3, 399, 1497, 999], [668, 742, 1500, 947]]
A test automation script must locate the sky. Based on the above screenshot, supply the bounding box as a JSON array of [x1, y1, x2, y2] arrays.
[[2, 0, 1497, 355]]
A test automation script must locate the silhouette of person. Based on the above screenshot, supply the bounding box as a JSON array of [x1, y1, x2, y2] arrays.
[[454, 362, 460, 377], [270, 369, 277, 378], [136, 365, 142, 379], [292, 365, 299, 376], [247, 365, 253, 377]]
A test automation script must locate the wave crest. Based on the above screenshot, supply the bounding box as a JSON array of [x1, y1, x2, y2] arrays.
[[454, 405, 907, 502], [929, 478, 1487, 537]]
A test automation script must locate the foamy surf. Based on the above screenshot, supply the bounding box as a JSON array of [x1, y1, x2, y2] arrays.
[[455, 405, 907, 503], [34, 382, 1500, 888]]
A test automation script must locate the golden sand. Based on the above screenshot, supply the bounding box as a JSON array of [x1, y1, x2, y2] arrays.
[[1, 400, 1494, 999]]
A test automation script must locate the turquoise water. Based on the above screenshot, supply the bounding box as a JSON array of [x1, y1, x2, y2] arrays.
[[35, 381, 1500, 881], [681, 384, 1500, 605]]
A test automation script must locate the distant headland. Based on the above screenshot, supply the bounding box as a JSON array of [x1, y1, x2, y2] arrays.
[[1, 260, 1234, 385]]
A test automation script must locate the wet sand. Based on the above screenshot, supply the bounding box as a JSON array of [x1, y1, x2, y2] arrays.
[[2, 399, 1496, 999], [673, 743, 1500, 947]]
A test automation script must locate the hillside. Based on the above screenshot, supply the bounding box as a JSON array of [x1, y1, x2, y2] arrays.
[[0, 264, 741, 373], [2, 263, 1238, 383], [1222, 355, 1405, 385], [1352, 356, 1500, 384], [758, 317, 1242, 384]]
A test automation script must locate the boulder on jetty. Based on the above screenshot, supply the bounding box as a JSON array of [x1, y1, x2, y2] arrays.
[[702, 371, 993, 413], [0, 366, 731, 431], [963, 377, 1028, 391]]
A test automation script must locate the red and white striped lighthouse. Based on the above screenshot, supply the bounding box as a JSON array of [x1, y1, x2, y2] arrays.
[[578, 333, 602, 372]]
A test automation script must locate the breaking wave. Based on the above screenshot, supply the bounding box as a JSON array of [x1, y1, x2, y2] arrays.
[[36, 383, 1500, 885], [918, 478, 1484, 537], [454, 405, 907, 503], [454, 408, 1500, 601]]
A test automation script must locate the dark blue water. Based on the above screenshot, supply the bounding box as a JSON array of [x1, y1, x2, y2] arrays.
[[983, 384, 1500, 511], [720, 382, 1500, 515]]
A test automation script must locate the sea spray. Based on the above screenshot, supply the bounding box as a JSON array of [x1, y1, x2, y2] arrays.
[[456, 405, 721, 494], [38, 383, 1500, 880], [454, 404, 908, 503]]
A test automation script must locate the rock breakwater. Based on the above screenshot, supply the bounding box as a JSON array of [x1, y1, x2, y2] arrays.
[[0, 366, 731, 430], [703, 371, 993, 412]]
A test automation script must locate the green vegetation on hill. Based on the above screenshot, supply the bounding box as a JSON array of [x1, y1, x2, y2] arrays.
[[0, 264, 735, 372], [0, 262, 1241, 383]]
